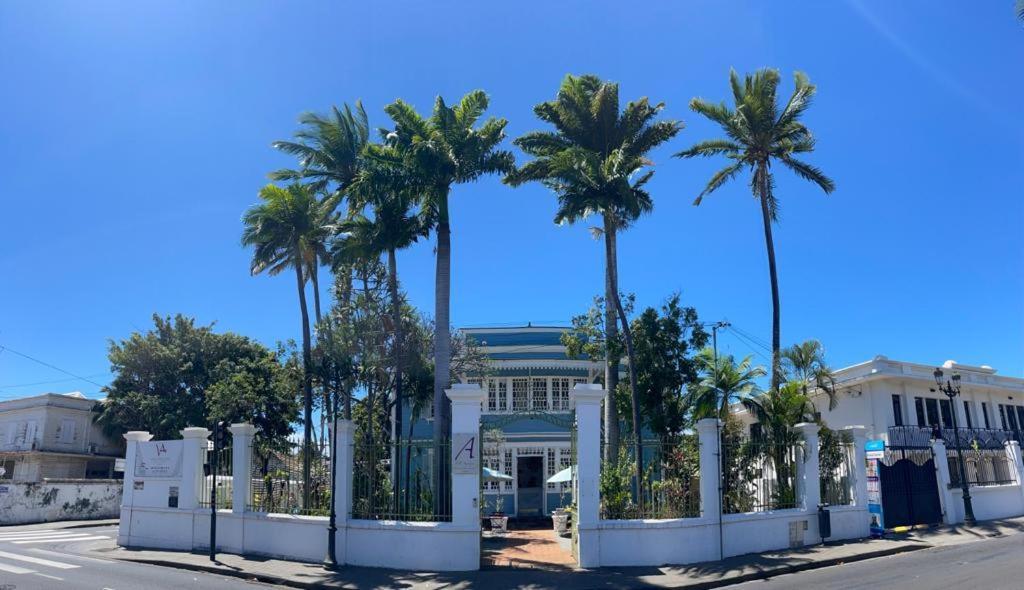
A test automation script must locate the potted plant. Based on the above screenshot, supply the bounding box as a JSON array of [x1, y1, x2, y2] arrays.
[[552, 484, 571, 533], [489, 493, 508, 533]]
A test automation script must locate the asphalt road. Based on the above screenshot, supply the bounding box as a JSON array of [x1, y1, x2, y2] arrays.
[[725, 532, 1024, 589], [0, 523, 275, 590]]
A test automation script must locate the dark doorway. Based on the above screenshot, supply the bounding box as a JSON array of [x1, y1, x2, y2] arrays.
[[516, 456, 543, 517], [880, 448, 942, 528]]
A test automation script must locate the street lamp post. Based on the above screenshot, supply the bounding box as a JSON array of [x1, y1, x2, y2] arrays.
[[934, 368, 976, 526]]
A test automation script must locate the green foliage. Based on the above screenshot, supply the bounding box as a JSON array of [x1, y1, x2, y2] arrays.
[[599, 446, 634, 520], [241, 183, 337, 279], [782, 339, 838, 410], [271, 101, 370, 196], [97, 314, 300, 440], [690, 349, 766, 421]]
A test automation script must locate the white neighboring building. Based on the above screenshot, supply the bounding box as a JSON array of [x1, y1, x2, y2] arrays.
[[0, 392, 124, 482], [738, 356, 1024, 442]]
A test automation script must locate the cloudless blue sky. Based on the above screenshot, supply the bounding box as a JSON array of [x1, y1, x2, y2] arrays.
[[1, 1, 1022, 400]]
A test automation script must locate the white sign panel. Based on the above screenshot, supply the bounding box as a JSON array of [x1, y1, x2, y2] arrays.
[[452, 432, 479, 475], [134, 440, 184, 478]]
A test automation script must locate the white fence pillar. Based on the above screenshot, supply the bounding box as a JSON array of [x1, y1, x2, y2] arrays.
[[843, 426, 868, 507], [180, 427, 210, 510], [120, 431, 153, 508], [446, 384, 484, 528], [333, 418, 354, 564], [1005, 440, 1024, 505], [931, 438, 956, 524], [696, 418, 721, 519], [794, 423, 820, 511], [228, 423, 255, 514], [572, 383, 606, 569]]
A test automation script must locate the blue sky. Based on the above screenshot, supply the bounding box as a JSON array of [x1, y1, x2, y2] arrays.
[[1, 1, 1021, 400]]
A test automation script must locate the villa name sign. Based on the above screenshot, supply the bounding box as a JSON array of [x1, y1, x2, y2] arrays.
[[134, 440, 184, 478], [452, 432, 479, 475]]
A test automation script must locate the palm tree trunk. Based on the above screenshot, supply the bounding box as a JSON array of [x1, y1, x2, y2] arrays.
[[388, 247, 404, 515], [309, 262, 329, 452], [337, 268, 354, 420], [294, 257, 314, 510], [603, 214, 621, 464], [433, 193, 452, 517], [757, 163, 782, 394]]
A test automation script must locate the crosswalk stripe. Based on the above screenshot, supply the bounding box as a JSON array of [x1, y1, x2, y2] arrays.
[[0, 530, 86, 537], [0, 561, 35, 574], [30, 548, 111, 564], [0, 533, 96, 542], [0, 532, 83, 540], [0, 550, 80, 569], [13, 535, 108, 545]]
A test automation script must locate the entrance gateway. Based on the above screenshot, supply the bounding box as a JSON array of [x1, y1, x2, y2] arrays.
[[878, 429, 943, 528]]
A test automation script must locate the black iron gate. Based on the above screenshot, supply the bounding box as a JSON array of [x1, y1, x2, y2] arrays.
[[879, 446, 942, 528]]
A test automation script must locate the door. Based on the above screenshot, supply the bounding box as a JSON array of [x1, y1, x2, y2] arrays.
[[879, 449, 942, 528], [516, 456, 543, 517]]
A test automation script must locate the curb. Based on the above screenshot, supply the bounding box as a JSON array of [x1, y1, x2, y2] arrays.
[[106, 544, 928, 590]]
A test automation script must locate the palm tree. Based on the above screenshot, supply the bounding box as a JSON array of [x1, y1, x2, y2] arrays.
[[380, 91, 513, 454], [690, 348, 765, 420], [242, 182, 333, 506], [507, 74, 682, 484], [782, 339, 838, 410], [336, 152, 428, 511], [741, 381, 817, 507], [676, 69, 835, 394], [1018, 0, 1023, 21]]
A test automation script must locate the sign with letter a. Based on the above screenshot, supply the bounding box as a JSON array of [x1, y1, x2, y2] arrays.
[[452, 433, 479, 475]]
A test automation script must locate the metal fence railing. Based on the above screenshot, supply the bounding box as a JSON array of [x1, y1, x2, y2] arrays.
[[820, 437, 856, 506], [722, 439, 800, 513], [599, 437, 700, 520], [351, 439, 452, 522], [947, 448, 1016, 488], [888, 425, 1020, 450], [199, 441, 232, 509], [247, 439, 331, 516]]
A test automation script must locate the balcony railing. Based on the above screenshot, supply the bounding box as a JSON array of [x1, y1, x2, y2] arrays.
[[888, 425, 1022, 450]]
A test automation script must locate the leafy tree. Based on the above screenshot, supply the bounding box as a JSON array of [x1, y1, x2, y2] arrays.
[[242, 183, 336, 499], [782, 339, 838, 410], [741, 381, 817, 506], [97, 314, 299, 441], [379, 91, 513, 511], [507, 74, 682, 483], [690, 349, 766, 420], [676, 69, 834, 394]]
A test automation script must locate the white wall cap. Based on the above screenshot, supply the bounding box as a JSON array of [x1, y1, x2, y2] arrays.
[[228, 423, 257, 437], [181, 427, 211, 439], [445, 383, 485, 403], [124, 431, 153, 442]]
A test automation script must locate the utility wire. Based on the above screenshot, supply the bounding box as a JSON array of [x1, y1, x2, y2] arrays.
[[0, 345, 107, 389]]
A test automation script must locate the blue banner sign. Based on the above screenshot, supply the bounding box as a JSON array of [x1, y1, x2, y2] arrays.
[[866, 439, 885, 536]]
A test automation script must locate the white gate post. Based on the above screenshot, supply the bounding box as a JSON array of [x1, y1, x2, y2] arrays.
[[696, 418, 721, 519], [931, 438, 956, 524], [446, 384, 484, 528], [333, 418, 354, 564], [1004, 440, 1024, 505], [228, 423, 255, 514], [120, 431, 153, 508], [843, 426, 868, 507], [180, 427, 211, 510], [794, 423, 820, 512], [572, 383, 606, 568]]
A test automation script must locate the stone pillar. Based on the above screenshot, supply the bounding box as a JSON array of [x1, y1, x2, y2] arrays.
[[332, 419, 354, 563], [843, 426, 868, 507], [696, 418, 721, 519], [794, 423, 820, 511], [180, 427, 210, 511], [1004, 440, 1024, 505], [120, 431, 153, 508], [572, 383, 606, 568], [931, 438, 956, 524], [228, 423, 255, 514], [446, 384, 484, 528]]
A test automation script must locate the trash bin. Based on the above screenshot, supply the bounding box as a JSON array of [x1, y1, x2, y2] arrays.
[[818, 504, 831, 540]]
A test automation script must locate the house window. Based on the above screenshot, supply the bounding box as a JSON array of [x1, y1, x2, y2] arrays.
[[1016, 407, 1024, 433], [531, 378, 548, 411], [0, 459, 13, 480], [503, 449, 514, 492], [999, 405, 1008, 430], [552, 378, 570, 411], [750, 423, 763, 441], [1008, 407, 1020, 432], [488, 379, 508, 413], [58, 419, 76, 444], [982, 402, 991, 429], [546, 448, 557, 490], [892, 395, 904, 426], [925, 399, 940, 427], [915, 397, 926, 426], [939, 399, 953, 428], [963, 402, 973, 429], [512, 378, 529, 412]]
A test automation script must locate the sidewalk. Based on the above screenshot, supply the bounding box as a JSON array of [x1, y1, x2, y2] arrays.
[[75, 517, 1024, 590]]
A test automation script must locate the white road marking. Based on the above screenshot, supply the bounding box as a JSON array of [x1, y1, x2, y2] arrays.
[[0, 531, 80, 538], [13, 535, 109, 544], [0, 550, 80, 569], [0, 561, 35, 574], [0, 533, 97, 542], [34, 572, 64, 581], [30, 548, 112, 564]]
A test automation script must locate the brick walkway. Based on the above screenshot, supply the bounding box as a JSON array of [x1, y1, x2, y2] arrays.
[[482, 528, 576, 569]]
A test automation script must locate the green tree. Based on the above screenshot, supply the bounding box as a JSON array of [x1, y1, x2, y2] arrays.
[[782, 339, 838, 410], [379, 90, 514, 492], [507, 74, 682, 481], [676, 69, 835, 394], [690, 349, 766, 420], [97, 314, 299, 441], [242, 183, 335, 499], [741, 381, 818, 506]]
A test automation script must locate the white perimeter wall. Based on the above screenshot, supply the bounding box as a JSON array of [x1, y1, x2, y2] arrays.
[[949, 485, 1024, 524], [0, 479, 121, 525]]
